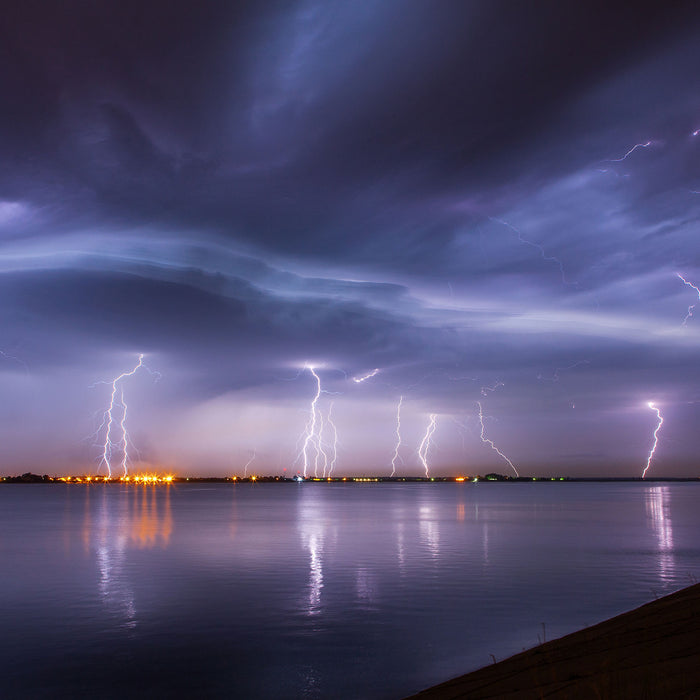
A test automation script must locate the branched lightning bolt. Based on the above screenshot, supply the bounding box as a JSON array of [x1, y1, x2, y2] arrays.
[[417, 414, 437, 478], [119, 386, 132, 472], [92, 354, 159, 478], [294, 364, 344, 477], [481, 381, 504, 397], [326, 402, 338, 476], [677, 273, 700, 326], [0, 349, 28, 373], [538, 359, 591, 382], [243, 450, 256, 477], [476, 401, 519, 477], [605, 141, 652, 162], [490, 218, 568, 284], [642, 402, 664, 479], [353, 368, 379, 383], [390, 396, 404, 476], [315, 410, 328, 477], [300, 365, 323, 478]]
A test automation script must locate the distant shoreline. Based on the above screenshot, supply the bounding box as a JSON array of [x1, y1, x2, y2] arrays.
[[2, 473, 699, 484]]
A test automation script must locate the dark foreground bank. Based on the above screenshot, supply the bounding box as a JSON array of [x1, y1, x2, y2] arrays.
[[405, 583, 700, 699]]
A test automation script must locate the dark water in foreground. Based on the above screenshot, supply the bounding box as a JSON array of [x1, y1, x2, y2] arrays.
[[1, 482, 699, 699]]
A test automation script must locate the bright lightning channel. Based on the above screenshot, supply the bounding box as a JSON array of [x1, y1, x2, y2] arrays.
[[243, 450, 256, 477], [326, 402, 338, 476], [642, 402, 664, 479], [93, 354, 158, 479], [476, 401, 519, 477], [417, 414, 437, 478], [677, 273, 700, 326], [353, 368, 379, 383], [605, 141, 652, 162], [390, 396, 404, 477], [300, 365, 326, 478]]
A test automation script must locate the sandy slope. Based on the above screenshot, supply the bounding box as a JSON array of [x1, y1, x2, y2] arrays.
[[405, 583, 700, 699]]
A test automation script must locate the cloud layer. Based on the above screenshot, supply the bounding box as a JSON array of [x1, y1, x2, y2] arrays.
[[2, 2, 700, 476]]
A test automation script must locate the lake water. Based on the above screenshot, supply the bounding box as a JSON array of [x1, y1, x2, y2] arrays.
[[1, 481, 699, 699]]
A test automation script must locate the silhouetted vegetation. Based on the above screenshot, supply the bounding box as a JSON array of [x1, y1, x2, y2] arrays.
[[3, 472, 54, 483]]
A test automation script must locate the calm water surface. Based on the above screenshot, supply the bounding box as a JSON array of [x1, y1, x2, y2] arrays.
[[1, 482, 699, 699]]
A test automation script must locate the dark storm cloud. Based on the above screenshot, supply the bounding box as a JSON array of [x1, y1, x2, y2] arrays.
[[3, 1, 699, 257], [0, 266, 459, 386], [3, 1, 700, 474]]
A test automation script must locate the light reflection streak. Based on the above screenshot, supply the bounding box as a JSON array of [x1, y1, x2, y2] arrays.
[[396, 520, 405, 573], [355, 567, 377, 607], [645, 486, 675, 582], [298, 489, 327, 617], [482, 522, 490, 566], [418, 503, 440, 559], [131, 484, 172, 549], [94, 488, 136, 628], [84, 485, 174, 629]]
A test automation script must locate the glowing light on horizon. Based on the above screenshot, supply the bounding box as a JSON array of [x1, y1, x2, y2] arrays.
[[605, 141, 652, 162], [61, 473, 173, 484], [353, 368, 379, 383], [92, 354, 159, 478], [418, 414, 437, 478], [390, 396, 404, 477], [677, 273, 700, 326], [477, 401, 519, 477], [642, 402, 664, 479]]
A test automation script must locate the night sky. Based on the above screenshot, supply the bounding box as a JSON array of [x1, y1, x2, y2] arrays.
[[2, 1, 700, 477]]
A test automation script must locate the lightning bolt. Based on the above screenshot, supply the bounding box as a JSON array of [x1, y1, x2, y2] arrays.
[[481, 381, 504, 397], [300, 365, 324, 478], [0, 349, 28, 373], [390, 396, 404, 477], [490, 218, 568, 285], [243, 450, 256, 478], [315, 410, 328, 477], [476, 401, 519, 477], [326, 402, 338, 476], [605, 141, 652, 162], [537, 360, 591, 382], [450, 416, 471, 454], [353, 368, 380, 383], [417, 414, 437, 478], [92, 354, 159, 479], [677, 273, 700, 326], [642, 402, 664, 479]]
